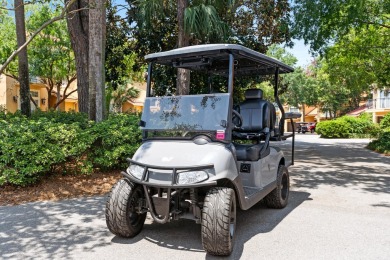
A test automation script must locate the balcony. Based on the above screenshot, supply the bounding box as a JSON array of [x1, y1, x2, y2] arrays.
[[367, 98, 390, 110]]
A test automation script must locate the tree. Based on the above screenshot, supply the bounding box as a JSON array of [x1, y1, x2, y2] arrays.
[[27, 3, 77, 110], [229, 0, 292, 52], [14, 0, 31, 116], [266, 45, 319, 119], [109, 84, 140, 113], [89, 0, 106, 122], [0, 8, 18, 79], [127, 0, 293, 95], [105, 1, 145, 89], [65, 0, 89, 114], [134, 0, 233, 95], [1, 0, 81, 76], [324, 26, 389, 92], [291, 0, 390, 53]]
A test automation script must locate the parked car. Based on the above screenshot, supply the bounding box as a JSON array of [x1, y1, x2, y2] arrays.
[[308, 122, 317, 133], [296, 122, 309, 133]]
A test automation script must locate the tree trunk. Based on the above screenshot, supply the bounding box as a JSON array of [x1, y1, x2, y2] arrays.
[[89, 0, 106, 122], [176, 0, 190, 95], [56, 84, 61, 111], [301, 104, 306, 122], [14, 0, 31, 116], [65, 0, 89, 114]]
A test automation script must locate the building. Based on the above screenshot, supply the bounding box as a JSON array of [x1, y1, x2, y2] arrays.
[[366, 89, 390, 123], [120, 82, 147, 113], [1, 74, 146, 113], [0, 74, 79, 113], [275, 104, 332, 132]]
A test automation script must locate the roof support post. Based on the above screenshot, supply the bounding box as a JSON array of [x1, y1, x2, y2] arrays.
[[146, 62, 153, 97], [274, 67, 285, 137], [228, 53, 234, 94]]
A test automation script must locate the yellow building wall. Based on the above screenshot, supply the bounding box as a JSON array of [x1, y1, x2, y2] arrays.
[[29, 84, 49, 111], [305, 115, 316, 122], [65, 101, 78, 111], [0, 75, 6, 109], [6, 77, 18, 113], [122, 102, 142, 113]]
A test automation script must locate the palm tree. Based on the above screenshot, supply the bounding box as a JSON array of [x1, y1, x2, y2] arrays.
[[137, 0, 235, 95], [110, 84, 140, 113]]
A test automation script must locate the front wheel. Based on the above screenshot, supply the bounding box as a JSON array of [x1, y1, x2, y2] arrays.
[[105, 179, 147, 238], [201, 187, 236, 256], [264, 165, 289, 209]]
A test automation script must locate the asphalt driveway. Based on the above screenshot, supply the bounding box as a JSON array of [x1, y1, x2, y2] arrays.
[[1, 135, 389, 259]]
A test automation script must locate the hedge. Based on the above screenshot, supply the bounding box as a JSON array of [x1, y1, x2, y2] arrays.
[[367, 129, 390, 155], [316, 115, 380, 138], [0, 111, 142, 186], [367, 112, 390, 155]]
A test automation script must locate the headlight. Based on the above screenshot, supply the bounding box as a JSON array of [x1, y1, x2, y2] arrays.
[[127, 164, 144, 179], [177, 170, 208, 184]]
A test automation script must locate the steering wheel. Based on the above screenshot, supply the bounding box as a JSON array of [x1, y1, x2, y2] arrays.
[[232, 109, 243, 129]]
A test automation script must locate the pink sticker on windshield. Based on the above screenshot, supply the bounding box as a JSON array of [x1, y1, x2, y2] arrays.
[[216, 130, 225, 140]]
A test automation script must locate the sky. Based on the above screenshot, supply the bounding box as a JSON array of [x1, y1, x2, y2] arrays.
[[287, 39, 313, 67]]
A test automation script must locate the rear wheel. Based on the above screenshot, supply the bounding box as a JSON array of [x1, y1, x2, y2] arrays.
[[264, 165, 289, 209], [201, 187, 236, 256], [105, 179, 146, 237]]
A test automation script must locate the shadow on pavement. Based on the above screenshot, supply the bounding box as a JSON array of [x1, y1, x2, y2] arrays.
[[291, 140, 390, 195], [111, 190, 311, 259], [0, 197, 110, 259]]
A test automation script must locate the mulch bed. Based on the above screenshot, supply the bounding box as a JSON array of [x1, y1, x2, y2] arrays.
[[0, 171, 122, 206]]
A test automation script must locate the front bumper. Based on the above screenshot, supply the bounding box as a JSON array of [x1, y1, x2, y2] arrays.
[[123, 158, 217, 188]]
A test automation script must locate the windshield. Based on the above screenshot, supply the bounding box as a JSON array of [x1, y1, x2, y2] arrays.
[[141, 93, 230, 132]]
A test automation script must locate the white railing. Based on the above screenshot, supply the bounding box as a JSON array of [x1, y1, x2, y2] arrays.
[[367, 98, 390, 109]]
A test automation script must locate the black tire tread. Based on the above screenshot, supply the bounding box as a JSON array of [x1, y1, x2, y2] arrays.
[[105, 179, 146, 238], [201, 187, 235, 256], [264, 165, 289, 209]]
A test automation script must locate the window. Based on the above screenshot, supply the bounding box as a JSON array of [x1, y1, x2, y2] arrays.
[[30, 90, 40, 111], [289, 106, 300, 113], [18, 90, 40, 111]]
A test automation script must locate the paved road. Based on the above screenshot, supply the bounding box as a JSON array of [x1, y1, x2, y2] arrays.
[[1, 135, 389, 259]]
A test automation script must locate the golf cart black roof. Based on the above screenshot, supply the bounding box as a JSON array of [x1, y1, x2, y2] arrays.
[[145, 44, 294, 76]]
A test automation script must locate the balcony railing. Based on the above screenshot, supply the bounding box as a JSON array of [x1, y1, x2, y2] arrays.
[[367, 98, 390, 109]]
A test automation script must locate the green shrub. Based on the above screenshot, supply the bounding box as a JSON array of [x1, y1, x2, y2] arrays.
[[0, 112, 142, 186], [316, 119, 350, 138], [367, 128, 390, 155], [316, 116, 378, 138], [30, 110, 91, 129], [87, 113, 142, 169], [380, 113, 390, 129], [0, 117, 94, 186]]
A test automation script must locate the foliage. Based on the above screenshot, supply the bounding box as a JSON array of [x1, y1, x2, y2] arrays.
[[87, 113, 142, 169], [316, 116, 379, 139], [291, 0, 390, 53], [106, 1, 145, 89], [0, 116, 94, 185], [109, 84, 140, 113], [315, 119, 350, 138], [0, 9, 18, 77], [367, 129, 390, 155], [323, 26, 389, 96], [125, 0, 293, 95], [0, 111, 142, 186], [0, 2, 77, 109], [29, 110, 91, 129], [27, 2, 77, 109], [380, 113, 390, 129]]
